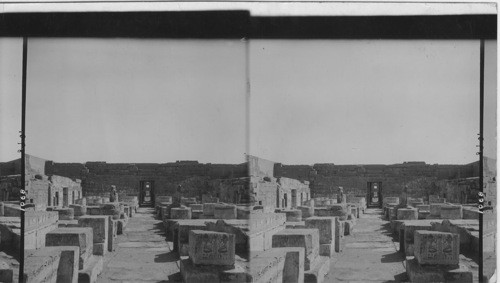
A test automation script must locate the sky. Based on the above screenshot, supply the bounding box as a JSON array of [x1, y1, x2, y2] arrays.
[[250, 40, 488, 165], [0, 38, 495, 165]]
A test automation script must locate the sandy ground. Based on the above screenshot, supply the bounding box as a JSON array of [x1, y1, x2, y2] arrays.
[[97, 207, 182, 283]]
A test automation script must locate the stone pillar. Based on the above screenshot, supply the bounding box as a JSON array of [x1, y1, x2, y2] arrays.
[[0, 202, 4, 216]]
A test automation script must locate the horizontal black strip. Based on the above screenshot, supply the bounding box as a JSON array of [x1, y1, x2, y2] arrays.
[[0, 12, 496, 39], [0, 11, 251, 38], [250, 15, 497, 39]]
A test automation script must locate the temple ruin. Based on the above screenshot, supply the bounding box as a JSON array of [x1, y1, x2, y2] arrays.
[[9, 154, 489, 282]]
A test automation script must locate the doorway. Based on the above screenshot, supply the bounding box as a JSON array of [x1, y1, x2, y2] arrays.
[[291, 190, 297, 208], [367, 182, 382, 207], [62, 188, 68, 207], [139, 181, 155, 207]]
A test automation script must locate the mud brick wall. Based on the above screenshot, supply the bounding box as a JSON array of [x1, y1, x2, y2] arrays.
[[46, 160, 248, 201], [274, 161, 479, 199]]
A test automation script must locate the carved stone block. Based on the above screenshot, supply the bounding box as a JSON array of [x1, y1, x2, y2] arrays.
[[414, 231, 459, 265], [188, 230, 235, 266]]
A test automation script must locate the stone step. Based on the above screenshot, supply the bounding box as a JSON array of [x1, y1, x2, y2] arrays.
[[78, 255, 103, 283]]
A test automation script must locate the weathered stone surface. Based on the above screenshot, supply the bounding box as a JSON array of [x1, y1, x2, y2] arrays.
[[304, 255, 330, 283], [0, 260, 12, 283], [397, 208, 418, 220], [305, 217, 335, 245], [335, 218, 344, 252], [298, 206, 314, 219], [272, 229, 319, 270], [406, 257, 472, 283], [416, 204, 430, 211], [189, 204, 203, 211], [188, 230, 235, 266], [78, 216, 108, 243], [49, 246, 79, 283], [275, 248, 305, 283], [414, 231, 459, 265], [214, 205, 237, 219], [78, 255, 103, 283], [176, 222, 207, 256], [55, 208, 75, 220], [46, 228, 93, 269], [203, 203, 216, 216], [100, 203, 121, 220], [24, 248, 60, 283], [401, 221, 433, 256], [205, 220, 249, 257], [69, 205, 87, 217], [430, 203, 446, 216], [440, 205, 463, 220], [170, 207, 192, 219], [284, 210, 302, 222]]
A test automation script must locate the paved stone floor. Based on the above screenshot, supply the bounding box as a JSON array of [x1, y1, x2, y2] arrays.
[[326, 208, 408, 282], [98, 207, 182, 283]]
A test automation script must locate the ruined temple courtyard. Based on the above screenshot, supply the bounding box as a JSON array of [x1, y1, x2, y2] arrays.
[[7, 154, 488, 282]]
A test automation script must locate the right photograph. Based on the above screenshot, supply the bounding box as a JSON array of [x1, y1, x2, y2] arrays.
[[248, 39, 492, 282]]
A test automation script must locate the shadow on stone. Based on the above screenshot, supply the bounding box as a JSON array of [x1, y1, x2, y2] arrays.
[[167, 272, 183, 282], [393, 271, 409, 282], [380, 251, 404, 263], [154, 252, 179, 263]]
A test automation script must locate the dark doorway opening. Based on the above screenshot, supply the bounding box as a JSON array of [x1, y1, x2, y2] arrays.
[[139, 181, 155, 207], [367, 182, 382, 208]]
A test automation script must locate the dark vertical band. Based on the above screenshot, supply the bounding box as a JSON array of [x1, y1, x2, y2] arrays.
[[478, 39, 484, 282], [20, 36, 28, 283]]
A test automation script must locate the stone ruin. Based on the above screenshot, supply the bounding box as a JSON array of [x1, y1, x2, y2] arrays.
[[4, 153, 484, 282]]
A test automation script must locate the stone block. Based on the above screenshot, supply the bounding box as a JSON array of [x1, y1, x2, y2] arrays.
[[177, 222, 207, 256], [58, 220, 80, 228], [69, 205, 87, 217], [276, 248, 305, 283], [117, 219, 126, 234], [402, 221, 433, 256], [214, 205, 237, 219], [397, 208, 418, 220], [78, 256, 103, 283], [78, 216, 109, 244], [49, 246, 79, 283], [272, 229, 319, 270], [406, 257, 472, 283], [334, 218, 344, 252], [55, 208, 75, 220], [298, 206, 314, 219], [86, 206, 101, 216], [24, 248, 60, 283], [305, 217, 335, 245], [430, 203, 446, 216], [108, 218, 117, 252], [171, 207, 192, 219], [419, 211, 431, 219], [188, 230, 235, 266], [189, 204, 203, 211], [192, 210, 203, 219], [46, 228, 93, 269], [304, 256, 330, 283], [416, 204, 430, 211], [247, 248, 286, 282], [344, 220, 355, 236], [100, 203, 121, 220], [0, 260, 12, 283], [203, 203, 217, 216], [284, 210, 302, 222], [319, 244, 334, 257], [440, 205, 463, 220], [414, 231, 459, 265]]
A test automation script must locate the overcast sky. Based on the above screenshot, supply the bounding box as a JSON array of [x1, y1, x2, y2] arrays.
[[250, 40, 490, 165], [0, 38, 495, 165]]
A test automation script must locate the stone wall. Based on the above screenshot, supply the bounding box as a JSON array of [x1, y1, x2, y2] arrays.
[[274, 161, 479, 200], [248, 155, 274, 178]]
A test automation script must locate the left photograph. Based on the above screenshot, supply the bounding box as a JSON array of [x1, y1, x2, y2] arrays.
[[21, 38, 249, 283], [0, 37, 23, 283]]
